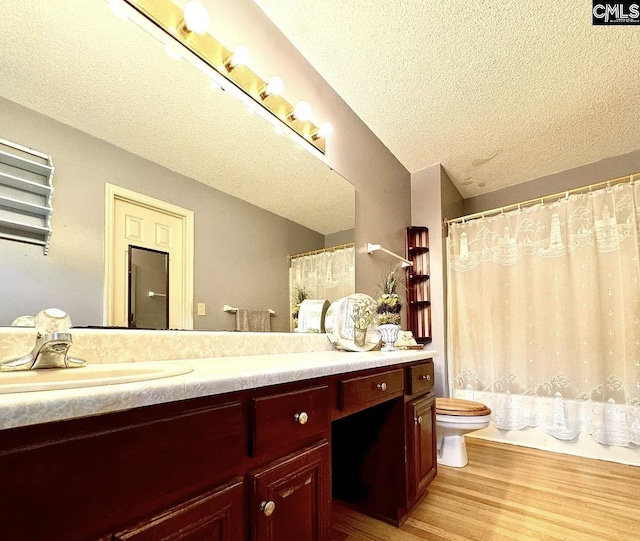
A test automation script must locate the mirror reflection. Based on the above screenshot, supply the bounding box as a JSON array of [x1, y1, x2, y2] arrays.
[[128, 246, 169, 330], [0, 0, 355, 331]]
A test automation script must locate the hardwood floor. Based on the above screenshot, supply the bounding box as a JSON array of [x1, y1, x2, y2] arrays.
[[331, 438, 640, 541]]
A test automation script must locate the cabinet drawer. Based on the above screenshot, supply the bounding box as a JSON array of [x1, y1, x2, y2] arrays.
[[339, 368, 404, 412], [407, 361, 434, 395], [252, 385, 330, 456]]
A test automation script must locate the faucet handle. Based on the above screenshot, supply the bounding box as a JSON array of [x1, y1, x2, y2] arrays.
[[34, 309, 72, 335]]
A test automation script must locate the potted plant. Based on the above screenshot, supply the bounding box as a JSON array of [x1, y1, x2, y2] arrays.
[[376, 267, 403, 351], [291, 286, 308, 330]]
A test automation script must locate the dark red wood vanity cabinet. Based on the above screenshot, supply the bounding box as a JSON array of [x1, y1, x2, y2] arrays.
[[405, 359, 437, 505], [0, 358, 435, 540], [0, 399, 246, 541], [112, 477, 245, 541], [407, 393, 437, 503], [250, 441, 331, 541]]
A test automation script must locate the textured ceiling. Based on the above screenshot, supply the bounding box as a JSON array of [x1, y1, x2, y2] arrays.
[[256, 0, 640, 198], [0, 0, 354, 235]]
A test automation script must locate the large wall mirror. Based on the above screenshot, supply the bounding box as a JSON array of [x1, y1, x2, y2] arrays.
[[0, 0, 355, 331]]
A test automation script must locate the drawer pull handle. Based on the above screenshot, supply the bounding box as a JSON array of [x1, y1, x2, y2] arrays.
[[420, 375, 431, 381], [259, 500, 276, 517], [294, 411, 309, 425], [376, 382, 387, 392], [415, 416, 423, 425]]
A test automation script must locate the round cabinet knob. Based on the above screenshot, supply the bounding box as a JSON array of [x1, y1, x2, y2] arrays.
[[294, 411, 309, 425], [259, 500, 276, 517], [420, 375, 431, 381], [376, 382, 387, 392]]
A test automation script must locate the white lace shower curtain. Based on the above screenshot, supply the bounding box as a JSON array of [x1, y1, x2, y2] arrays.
[[289, 245, 355, 316], [447, 181, 640, 448]]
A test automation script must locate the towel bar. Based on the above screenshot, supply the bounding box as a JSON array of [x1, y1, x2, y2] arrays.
[[223, 304, 275, 316]]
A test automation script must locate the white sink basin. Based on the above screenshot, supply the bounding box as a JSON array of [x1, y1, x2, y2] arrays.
[[0, 362, 193, 394]]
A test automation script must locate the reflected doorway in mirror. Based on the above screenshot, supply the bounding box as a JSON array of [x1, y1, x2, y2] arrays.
[[128, 245, 169, 330], [105, 184, 194, 329]]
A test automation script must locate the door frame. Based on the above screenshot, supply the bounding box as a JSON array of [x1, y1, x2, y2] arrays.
[[104, 183, 194, 329]]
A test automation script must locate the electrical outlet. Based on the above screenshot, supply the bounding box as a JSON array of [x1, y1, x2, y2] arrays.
[[197, 303, 206, 316]]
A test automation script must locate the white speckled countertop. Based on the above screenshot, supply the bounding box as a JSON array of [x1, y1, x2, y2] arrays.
[[0, 349, 437, 431]]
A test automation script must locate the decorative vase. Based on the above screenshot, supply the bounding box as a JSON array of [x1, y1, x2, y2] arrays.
[[325, 294, 382, 352], [353, 326, 367, 347], [378, 324, 400, 352]]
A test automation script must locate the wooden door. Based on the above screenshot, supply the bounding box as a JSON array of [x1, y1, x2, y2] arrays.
[[112, 197, 185, 328], [112, 477, 244, 541], [407, 393, 437, 502], [250, 441, 330, 541]]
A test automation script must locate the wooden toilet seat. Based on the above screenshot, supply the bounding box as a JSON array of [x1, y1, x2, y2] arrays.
[[436, 397, 491, 416]]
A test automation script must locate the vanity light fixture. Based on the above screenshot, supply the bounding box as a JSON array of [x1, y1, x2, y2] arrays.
[[259, 76, 284, 100], [312, 122, 334, 140], [181, 1, 210, 34], [208, 76, 222, 90], [224, 45, 250, 72], [288, 100, 312, 122], [119, 0, 331, 157], [107, 0, 129, 20], [163, 42, 183, 60]]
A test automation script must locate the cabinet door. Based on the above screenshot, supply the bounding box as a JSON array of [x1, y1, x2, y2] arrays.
[[250, 441, 330, 541], [113, 477, 244, 541], [407, 393, 437, 502]]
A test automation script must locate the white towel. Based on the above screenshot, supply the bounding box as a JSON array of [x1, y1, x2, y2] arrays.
[[297, 299, 330, 333], [235, 307, 271, 332]]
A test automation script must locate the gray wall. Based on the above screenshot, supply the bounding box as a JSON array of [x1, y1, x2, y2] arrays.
[[441, 168, 465, 221], [464, 149, 640, 214], [221, 1, 412, 298], [411, 164, 463, 396], [0, 99, 323, 331], [324, 229, 354, 248], [439, 168, 464, 392]]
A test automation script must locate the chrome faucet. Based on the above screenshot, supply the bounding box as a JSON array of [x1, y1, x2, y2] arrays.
[[1, 309, 85, 371]]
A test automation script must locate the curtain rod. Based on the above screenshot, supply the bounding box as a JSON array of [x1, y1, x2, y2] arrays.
[[288, 242, 355, 261], [445, 172, 639, 226]]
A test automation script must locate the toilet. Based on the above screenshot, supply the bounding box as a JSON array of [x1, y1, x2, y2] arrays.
[[435, 397, 492, 468]]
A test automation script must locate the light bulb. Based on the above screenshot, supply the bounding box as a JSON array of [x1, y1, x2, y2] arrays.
[[183, 1, 210, 34], [314, 122, 334, 139], [260, 76, 284, 99], [290, 100, 312, 122], [225, 45, 250, 71]]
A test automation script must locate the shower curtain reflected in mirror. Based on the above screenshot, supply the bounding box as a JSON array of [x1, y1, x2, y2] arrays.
[[289, 245, 355, 331], [128, 245, 169, 330], [447, 181, 640, 454]]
